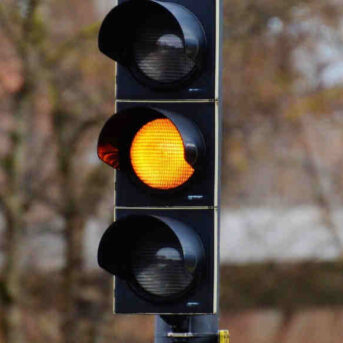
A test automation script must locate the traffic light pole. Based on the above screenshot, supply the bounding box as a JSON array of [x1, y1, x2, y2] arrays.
[[155, 315, 219, 343]]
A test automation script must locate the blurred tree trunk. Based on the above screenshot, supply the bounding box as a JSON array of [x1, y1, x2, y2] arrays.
[[62, 211, 85, 343], [54, 111, 84, 343], [1, 81, 32, 342], [53, 105, 107, 342], [2, 207, 24, 343], [0, 1, 111, 341], [0, 1, 40, 340], [299, 114, 343, 256], [273, 310, 294, 343]]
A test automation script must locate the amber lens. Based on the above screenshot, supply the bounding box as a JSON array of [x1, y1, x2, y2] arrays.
[[130, 119, 194, 190]]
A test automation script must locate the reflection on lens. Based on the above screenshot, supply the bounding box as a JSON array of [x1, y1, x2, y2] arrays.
[[131, 226, 193, 297], [133, 17, 195, 83]]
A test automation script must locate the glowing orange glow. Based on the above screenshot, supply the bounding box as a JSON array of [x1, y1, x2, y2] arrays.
[[98, 143, 120, 169], [130, 119, 194, 190]]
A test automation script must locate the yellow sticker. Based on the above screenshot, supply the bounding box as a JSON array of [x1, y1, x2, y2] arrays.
[[219, 330, 230, 343]]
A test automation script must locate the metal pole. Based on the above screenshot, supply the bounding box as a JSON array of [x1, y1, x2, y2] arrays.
[[155, 315, 219, 343]]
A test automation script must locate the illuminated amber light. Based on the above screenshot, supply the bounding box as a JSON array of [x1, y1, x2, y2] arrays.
[[130, 118, 194, 190]]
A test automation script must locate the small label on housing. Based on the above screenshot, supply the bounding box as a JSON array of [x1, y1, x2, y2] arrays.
[[187, 195, 204, 200]]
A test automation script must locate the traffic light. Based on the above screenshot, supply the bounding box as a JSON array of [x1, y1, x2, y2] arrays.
[[98, 0, 217, 98], [96, 0, 223, 337]]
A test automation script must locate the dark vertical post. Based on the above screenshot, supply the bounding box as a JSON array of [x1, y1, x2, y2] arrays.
[[155, 315, 218, 343]]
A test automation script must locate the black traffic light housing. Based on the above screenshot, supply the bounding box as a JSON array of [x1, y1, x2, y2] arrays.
[[98, 211, 216, 314], [96, 0, 223, 335], [99, 0, 207, 91], [98, 0, 216, 99], [97, 102, 215, 207]]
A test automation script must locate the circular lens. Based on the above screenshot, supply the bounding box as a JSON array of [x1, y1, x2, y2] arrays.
[[130, 118, 194, 190], [130, 226, 193, 297], [133, 14, 195, 83]]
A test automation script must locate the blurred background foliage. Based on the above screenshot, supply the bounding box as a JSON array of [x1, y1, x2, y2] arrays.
[[0, 0, 343, 342]]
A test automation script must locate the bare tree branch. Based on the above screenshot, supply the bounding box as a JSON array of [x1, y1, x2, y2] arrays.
[[299, 114, 343, 256], [45, 22, 100, 65], [0, 3, 22, 48]]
